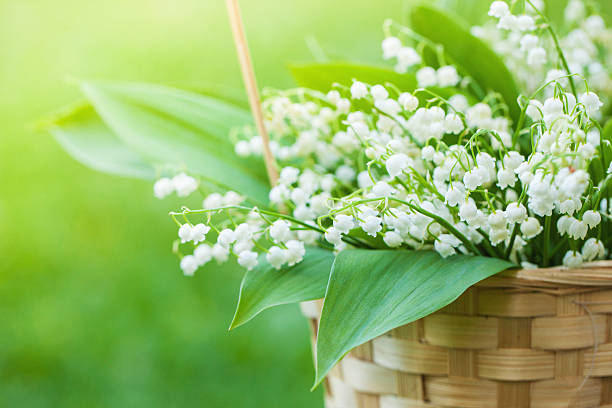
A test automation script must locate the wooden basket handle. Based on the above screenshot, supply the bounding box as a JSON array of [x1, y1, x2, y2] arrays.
[[226, 0, 278, 187]]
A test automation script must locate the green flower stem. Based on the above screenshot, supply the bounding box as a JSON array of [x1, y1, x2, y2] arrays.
[[172, 205, 373, 249], [406, 171, 445, 201], [389, 197, 483, 256], [542, 215, 551, 266], [504, 188, 528, 259], [172, 205, 326, 233], [587, 173, 612, 214], [526, 0, 577, 98], [476, 229, 501, 258], [174, 195, 485, 256]]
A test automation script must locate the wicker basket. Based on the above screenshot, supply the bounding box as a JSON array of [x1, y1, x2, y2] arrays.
[[300, 261, 612, 408]]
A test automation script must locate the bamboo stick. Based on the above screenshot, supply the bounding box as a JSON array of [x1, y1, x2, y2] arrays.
[[225, 0, 278, 186]]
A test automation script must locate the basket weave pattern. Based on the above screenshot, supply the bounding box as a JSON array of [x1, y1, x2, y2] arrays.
[[301, 261, 612, 408]]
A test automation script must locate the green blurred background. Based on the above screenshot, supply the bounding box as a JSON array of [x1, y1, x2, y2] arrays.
[[2, 0, 608, 407]]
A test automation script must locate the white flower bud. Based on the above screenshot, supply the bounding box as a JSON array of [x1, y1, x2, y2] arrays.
[[372, 181, 394, 197], [333, 214, 354, 235], [557, 215, 572, 236], [444, 113, 464, 134], [449, 94, 469, 112], [463, 169, 483, 191], [382, 36, 402, 59], [445, 185, 465, 207], [386, 153, 410, 178], [527, 47, 546, 68], [489, 228, 509, 245], [180, 255, 199, 276], [361, 215, 382, 237], [336, 98, 351, 114], [583, 210, 601, 228], [525, 100, 543, 121], [497, 168, 516, 189], [488, 1, 510, 18], [516, 15, 535, 31], [284, 240, 306, 266], [153, 178, 174, 199], [238, 250, 259, 270], [218, 229, 237, 247], [505, 203, 527, 224], [191, 223, 210, 243], [234, 140, 251, 157], [178, 224, 193, 243], [520, 34, 539, 52], [434, 234, 461, 258], [563, 250, 583, 268], [233, 240, 254, 255], [324, 227, 342, 245], [336, 165, 356, 183], [293, 205, 315, 222], [383, 231, 403, 248], [203, 193, 224, 209], [370, 85, 389, 101], [266, 246, 286, 269], [172, 173, 198, 197], [297, 230, 318, 245], [194, 244, 213, 266], [269, 185, 289, 204], [290, 188, 309, 206], [326, 90, 341, 104], [437, 66, 460, 87], [459, 199, 478, 222], [395, 47, 421, 72], [488, 211, 507, 229], [279, 167, 300, 185], [223, 191, 244, 206], [269, 220, 292, 243], [579, 92, 603, 115], [416, 67, 437, 87], [582, 238, 605, 261], [211, 243, 229, 263], [422, 145, 435, 161], [398, 93, 419, 111], [498, 14, 518, 31], [234, 223, 253, 242], [568, 219, 588, 240], [434, 240, 456, 258], [350, 81, 368, 99], [520, 217, 543, 239]]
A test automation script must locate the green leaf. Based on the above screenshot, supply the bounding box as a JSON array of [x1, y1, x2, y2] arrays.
[[230, 247, 335, 329], [409, 5, 521, 121], [288, 61, 417, 92], [314, 249, 512, 386], [80, 80, 270, 205], [288, 61, 474, 108], [48, 103, 156, 179]]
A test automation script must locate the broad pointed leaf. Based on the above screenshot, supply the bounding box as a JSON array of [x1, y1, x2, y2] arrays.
[[230, 247, 334, 329], [48, 103, 155, 179], [314, 249, 512, 386], [409, 5, 521, 121], [80, 81, 270, 205], [289, 62, 417, 92]]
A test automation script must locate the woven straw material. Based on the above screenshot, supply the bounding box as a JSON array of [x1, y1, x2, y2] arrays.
[[301, 261, 612, 408]]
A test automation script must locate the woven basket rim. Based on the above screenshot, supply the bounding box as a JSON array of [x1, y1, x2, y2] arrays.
[[489, 260, 612, 288]]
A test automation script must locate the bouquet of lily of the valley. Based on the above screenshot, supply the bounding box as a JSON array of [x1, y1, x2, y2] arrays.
[[45, 0, 612, 386]]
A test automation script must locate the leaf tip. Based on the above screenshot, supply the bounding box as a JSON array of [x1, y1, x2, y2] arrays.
[[228, 306, 247, 331]]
